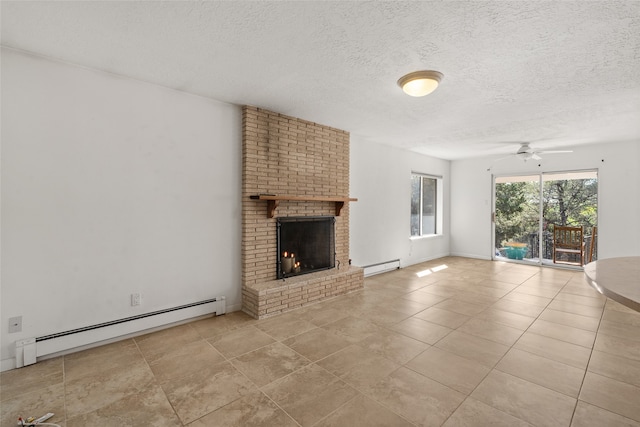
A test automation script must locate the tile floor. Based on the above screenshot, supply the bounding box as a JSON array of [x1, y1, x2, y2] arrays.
[[2, 257, 640, 426]]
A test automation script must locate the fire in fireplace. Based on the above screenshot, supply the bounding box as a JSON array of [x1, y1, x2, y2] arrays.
[[276, 216, 336, 279]]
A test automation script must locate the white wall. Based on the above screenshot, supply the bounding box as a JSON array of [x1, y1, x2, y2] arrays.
[[350, 137, 451, 268], [450, 141, 640, 259], [1, 48, 242, 369]]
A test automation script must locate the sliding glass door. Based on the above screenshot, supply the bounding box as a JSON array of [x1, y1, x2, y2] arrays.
[[493, 170, 598, 266]]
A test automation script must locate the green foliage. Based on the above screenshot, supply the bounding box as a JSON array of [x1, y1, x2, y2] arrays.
[[495, 182, 527, 246], [542, 179, 598, 228], [495, 177, 597, 250]]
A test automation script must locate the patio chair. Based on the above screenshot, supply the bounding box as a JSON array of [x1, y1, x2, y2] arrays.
[[587, 226, 597, 263], [553, 225, 584, 265]]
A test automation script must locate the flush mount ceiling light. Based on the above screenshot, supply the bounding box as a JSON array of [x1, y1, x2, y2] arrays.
[[397, 70, 443, 97]]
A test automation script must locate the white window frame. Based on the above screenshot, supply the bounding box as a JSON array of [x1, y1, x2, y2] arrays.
[[411, 172, 443, 238]]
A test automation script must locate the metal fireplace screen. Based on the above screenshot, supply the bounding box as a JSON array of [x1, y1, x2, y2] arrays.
[[276, 216, 336, 279]]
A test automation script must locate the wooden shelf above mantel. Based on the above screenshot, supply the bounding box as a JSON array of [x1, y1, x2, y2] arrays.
[[250, 194, 358, 218]]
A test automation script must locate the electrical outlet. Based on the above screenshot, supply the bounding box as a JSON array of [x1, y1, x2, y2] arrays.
[[131, 293, 141, 306], [8, 316, 22, 333]]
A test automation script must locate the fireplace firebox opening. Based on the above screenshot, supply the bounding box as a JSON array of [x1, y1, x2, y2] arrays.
[[277, 216, 336, 279]]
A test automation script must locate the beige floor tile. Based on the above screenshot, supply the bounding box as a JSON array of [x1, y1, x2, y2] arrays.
[[435, 330, 510, 367], [514, 285, 560, 299], [313, 393, 414, 427], [428, 278, 471, 290], [433, 299, 488, 316], [321, 316, 385, 343], [547, 299, 604, 318], [406, 346, 490, 394], [580, 372, 640, 422], [255, 313, 318, 341], [528, 318, 596, 348], [474, 308, 536, 330], [135, 323, 202, 362], [387, 278, 435, 293], [187, 390, 298, 427], [571, 401, 640, 427], [598, 320, 640, 342], [189, 314, 237, 339], [490, 299, 546, 317], [0, 383, 65, 427], [521, 276, 568, 289], [588, 350, 640, 388], [594, 333, 640, 362], [162, 361, 257, 425], [302, 307, 350, 326], [192, 311, 260, 338], [8, 257, 640, 426], [363, 287, 407, 299], [66, 383, 181, 427], [356, 308, 411, 327], [413, 306, 470, 328], [531, 268, 572, 285], [456, 317, 523, 346], [496, 348, 585, 397], [368, 366, 465, 426], [476, 279, 519, 291], [282, 327, 351, 361], [316, 344, 400, 392], [209, 325, 276, 358], [436, 272, 488, 284], [149, 340, 226, 384], [471, 370, 576, 427], [554, 292, 606, 308], [492, 271, 537, 285], [538, 309, 600, 332], [357, 328, 429, 364], [561, 283, 606, 299], [331, 294, 382, 313], [389, 316, 453, 344], [378, 298, 432, 316], [230, 342, 310, 387], [602, 308, 640, 327], [442, 397, 533, 427], [0, 357, 63, 400], [401, 289, 448, 305], [262, 364, 357, 426], [502, 291, 552, 307], [420, 284, 459, 298], [64, 340, 143, 382], [606, 299, 640, 314], [463, 284, 512, 298], [514, 331, 591, 369], [64, 359, 155, 418], [448, 290, 500, 307]]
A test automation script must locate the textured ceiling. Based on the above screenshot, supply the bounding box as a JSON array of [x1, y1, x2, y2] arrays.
[[2, 1, 640, 160]]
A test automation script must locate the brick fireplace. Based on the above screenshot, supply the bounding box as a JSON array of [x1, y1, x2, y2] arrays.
[[241, 106, 364, 319]]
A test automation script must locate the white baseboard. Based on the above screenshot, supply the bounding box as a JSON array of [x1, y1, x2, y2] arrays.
[[2, 298, 230, 372], [449, 252, 492, 260], [363, 260, 401, 277]]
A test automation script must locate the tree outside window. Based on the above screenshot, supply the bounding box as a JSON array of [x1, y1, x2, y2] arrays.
[[411, 174, 439, 236]]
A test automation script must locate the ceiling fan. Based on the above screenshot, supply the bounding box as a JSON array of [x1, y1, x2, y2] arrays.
[[511, 142, 573, 161]]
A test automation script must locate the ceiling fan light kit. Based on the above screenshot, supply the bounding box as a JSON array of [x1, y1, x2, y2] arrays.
[[397, 70, 443, 97]]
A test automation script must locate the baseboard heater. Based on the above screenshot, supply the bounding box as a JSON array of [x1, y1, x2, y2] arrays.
[[363, 259, 401, 277], [15, 297, 226, 368]]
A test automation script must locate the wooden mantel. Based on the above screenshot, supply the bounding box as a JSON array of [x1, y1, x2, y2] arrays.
[[250, 194, 358, 218]]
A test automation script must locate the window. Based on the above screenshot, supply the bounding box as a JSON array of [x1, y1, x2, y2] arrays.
[[411, 173, 441, 236]]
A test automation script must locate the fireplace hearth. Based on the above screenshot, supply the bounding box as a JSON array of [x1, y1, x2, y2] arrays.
[[277, 216, 336, 279]]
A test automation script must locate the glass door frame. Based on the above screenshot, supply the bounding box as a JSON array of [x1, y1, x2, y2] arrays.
[[491, 169, 598, 267]]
